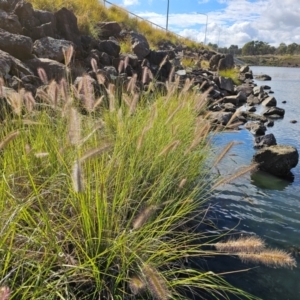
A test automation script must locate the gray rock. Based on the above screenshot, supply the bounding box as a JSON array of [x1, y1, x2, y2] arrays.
[[54, 7, 81, 48], [0, 49, 33, 78], [24, 58, 69, 82], [0, 28, 33, 60], [255, 74, 272, 81], [242, 111, 268, 123], [254, 133, 277, 148], [252, 145, 299, 178], [290, 120, 297, 124], [263, 106, 285, 117], [240, 65, 250, 73], [33, 37, 74, 62], [97, 40, 120, 58], [218, 76, 234, 93], [252, 85, 264, 96], [209, 111, 233, 125], [218, 53, 234, 71], [247, 94, 261, 106], [222, 103, 236, 112], [209, 54, 222, 71], [0, 10, 22, 34], [245, 122, 266, 135], [261, 96, 277, 107], [130, 31, 150, 60], [96, 21, 121, 38]]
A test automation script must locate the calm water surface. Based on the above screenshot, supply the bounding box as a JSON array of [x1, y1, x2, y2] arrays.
[[208, 66, 300, 300]]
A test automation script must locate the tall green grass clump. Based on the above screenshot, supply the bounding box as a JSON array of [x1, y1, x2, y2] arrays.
[[218, 68, 241, 85], [0, 56, 263, 299]]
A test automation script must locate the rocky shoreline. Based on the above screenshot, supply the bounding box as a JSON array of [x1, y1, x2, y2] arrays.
[[0, 0, 298, 178]]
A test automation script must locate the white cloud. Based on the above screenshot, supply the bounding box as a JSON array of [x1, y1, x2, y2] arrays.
[[136, 0, 300, 47], [122, 0, 139, 6]]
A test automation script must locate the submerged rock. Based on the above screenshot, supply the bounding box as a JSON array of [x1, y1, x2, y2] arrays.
[[252, 145, 299, 178]]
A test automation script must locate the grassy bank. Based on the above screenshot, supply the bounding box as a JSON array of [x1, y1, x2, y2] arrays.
[[28, 0, 201, 49], [237, 55, 300, 67]]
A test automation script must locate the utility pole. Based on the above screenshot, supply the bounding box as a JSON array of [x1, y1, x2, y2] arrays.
[[166, 0, 170, 31]]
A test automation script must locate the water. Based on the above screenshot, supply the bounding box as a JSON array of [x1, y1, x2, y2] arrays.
[[208, 67, 300, 300]]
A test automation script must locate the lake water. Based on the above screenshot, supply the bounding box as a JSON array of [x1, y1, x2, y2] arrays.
[[208, 66, 300, 300]]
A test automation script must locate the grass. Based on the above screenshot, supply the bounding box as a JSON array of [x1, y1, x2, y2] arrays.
[[218, 68, 241, 85], [0, 63, 265, 299]]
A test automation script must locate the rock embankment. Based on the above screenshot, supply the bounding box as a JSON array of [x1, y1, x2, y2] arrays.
[[0, 0, 298, 178]]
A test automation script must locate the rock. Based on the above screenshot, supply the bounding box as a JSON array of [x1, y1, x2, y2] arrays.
[[242, 111, 268, 123], [54, 7, 81, 48], [263, 85, 271, 90], [245, 122, 266, 135], [261, 96, 277, 106], [209, 54, 222, 71], [290, 120, 297, 124], [96, 21, 121, 39], [218, 76, 234, 93], [24, 58, 69, 82], [209, 111, 233, 125], [266, 120, 274, 127], [218, 54, 234, 71], [240, 65, 250, 73], [236, 83, 254, 97], [130, 31, 150, 60], [263, 106, 285, 117], [0, 28, 33, 60], [254, 133, 277, 148], [97, 40, 120, 58], [0, 0, 9, 11], [255, 74, 272, 81], [247, 106, 256, 112], [0, 49, 33, 78], [252, 145, 299, 178], [222, 103, 236, 112], [146, 50, 175, 65], [282, 100, 287, 104], [252, 85, 264, 96], [33, 37, 74, 62], [34, 9, 56, 27], [222, 94, 239, 105], [0, 9, 22, 34], [14, 1, 39, 30], [247, 94, 261, 106]]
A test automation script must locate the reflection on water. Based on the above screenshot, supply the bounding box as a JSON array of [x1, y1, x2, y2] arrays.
[[251, 170, 293, 191], [208, 66, 300, 299]]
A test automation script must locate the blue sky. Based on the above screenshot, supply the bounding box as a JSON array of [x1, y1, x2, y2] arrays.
[[103, 0, 300, 48]]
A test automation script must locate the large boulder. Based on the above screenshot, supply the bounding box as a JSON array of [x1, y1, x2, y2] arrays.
[[255, 74, 272, 81], [0, 9, 22, 34], [209, 111, 233, 125], [252, 145, 299, 178], [217, 54, 234, 71], [261, 96, 277, 106], [54, 7, 81, 48], [33, 37, 74, 62], [209, 54, 222, 71], [14, 1, 39, 30], [218, 76, 234, 93], [254, 133, 277, 148], [97, 40, 120, 58], [96, 21, 121, 39], [245, 122, 266, 135], [24, 58, 69, 82], [263, 106, 285, 117], [130, 31, 150, 60], [0, 49, 33, 78], [0, 28, 33, 59]]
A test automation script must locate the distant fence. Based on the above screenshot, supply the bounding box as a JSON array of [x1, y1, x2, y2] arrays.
[[102, 0, 189, 41]]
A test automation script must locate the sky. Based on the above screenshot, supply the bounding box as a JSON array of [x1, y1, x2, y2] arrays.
[[103, 0, 300, 48]]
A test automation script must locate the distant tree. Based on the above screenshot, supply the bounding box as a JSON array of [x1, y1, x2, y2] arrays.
[[208, 42, 218, 51], [242, 41, 255, 55], [286, 43, 298, 55], [276, 43, 287, 55]]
